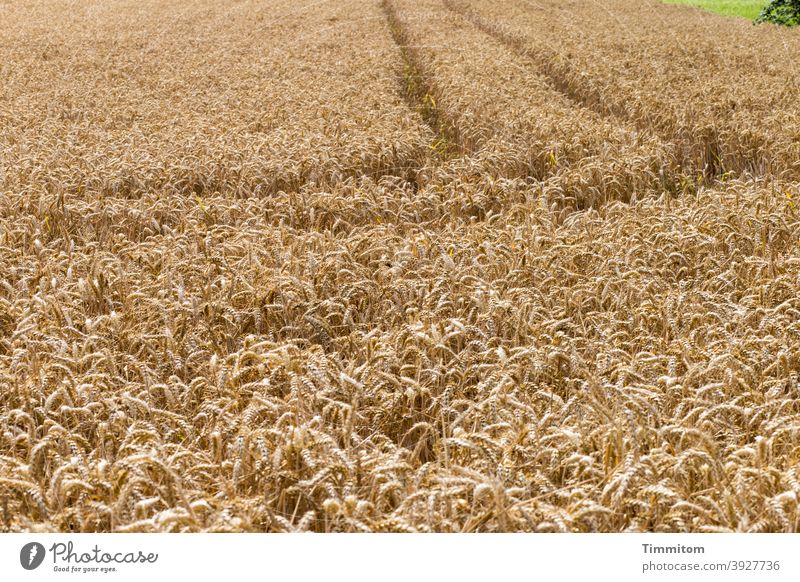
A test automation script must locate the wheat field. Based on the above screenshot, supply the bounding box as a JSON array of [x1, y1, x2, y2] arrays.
[[1, 0, 800, 533]]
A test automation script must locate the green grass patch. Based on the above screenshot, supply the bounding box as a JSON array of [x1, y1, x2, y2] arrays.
[[662, 0, 767, 19]]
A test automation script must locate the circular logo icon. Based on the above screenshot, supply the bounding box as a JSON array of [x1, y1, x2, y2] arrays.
[[20, 542, 46, 570]]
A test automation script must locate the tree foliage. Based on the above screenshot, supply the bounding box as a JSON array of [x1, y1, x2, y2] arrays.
[[755, 0, 800, 25]]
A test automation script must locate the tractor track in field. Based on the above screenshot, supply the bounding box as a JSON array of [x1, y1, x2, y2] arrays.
[[382, 0, 469, 168], [442, 0, 740, 179]]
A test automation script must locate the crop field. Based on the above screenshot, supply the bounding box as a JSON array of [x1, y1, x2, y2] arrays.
[[1, 0, 800, 533]]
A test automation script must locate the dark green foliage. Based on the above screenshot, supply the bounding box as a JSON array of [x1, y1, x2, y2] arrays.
[[755, 0, 800, 25]]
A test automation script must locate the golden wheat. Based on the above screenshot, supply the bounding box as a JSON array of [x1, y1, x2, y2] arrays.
[[1, 0, 800, 533], [449, 0, 800, 179]]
